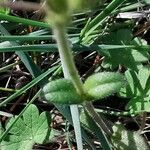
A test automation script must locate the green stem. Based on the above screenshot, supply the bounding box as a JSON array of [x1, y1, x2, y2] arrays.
[[0, 13, 50, 28], [0, 87, 18, 92], [54, 25, 84, 150], [54, 25, 112, 149], [0, 34, 79, 41], [53, 25, 84, 95]]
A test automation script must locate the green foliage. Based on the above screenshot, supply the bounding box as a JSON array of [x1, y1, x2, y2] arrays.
[[0, 0, 150, 149], [0, 66, 57, 107], [119, 66, 150, 114], [98, 29, 149, 70], [0, 104, 51, 150], [144, 0, 150, 4], [111, 123, 150, 150], [80, 109, 112, 150], [83, 72, 126, 100], [43, 73, 125, 104], [43, 79, 83, 104], [127, 96, 150, 114]]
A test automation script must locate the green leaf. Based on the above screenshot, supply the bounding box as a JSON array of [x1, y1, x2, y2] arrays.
[[119, 66, 150, 98], [83, 72, 125, 100], [127, 96, 150, 114], [1, 104, 51, 150], [119, 66, 150, 114], [43, 79, 83, 104], [111, 123, 150, 150], [138, 67, 150, 94], [99, 29, 149, 71], [144, 0, 150, 4], [119, 70, 140, 98]]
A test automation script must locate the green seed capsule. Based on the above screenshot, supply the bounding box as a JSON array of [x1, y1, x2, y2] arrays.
[[46, 0, 70, 26], [46, 0, 100, 26], [43, 79, 83, 104], [47, 0, 68, 14]]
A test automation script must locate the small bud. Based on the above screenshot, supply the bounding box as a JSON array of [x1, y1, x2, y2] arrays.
[[47, 0, 68, 14], [46, 0, 100, 26], [46, 0, 70, 26]]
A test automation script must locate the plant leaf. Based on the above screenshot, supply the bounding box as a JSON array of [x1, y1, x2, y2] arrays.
[[144, 0, 150, 4], [83, 72, 125, 100], [1, 104, 51, 150], [126, 96, 150, 114], [99, 29, 149, 71], [119, 66, 150, 114], [111, 123, 150, 150], [43, 79, 83, 104], [120, 66, 150, 97], [119, 70, 140, 98], [138, 66, 150, 94]]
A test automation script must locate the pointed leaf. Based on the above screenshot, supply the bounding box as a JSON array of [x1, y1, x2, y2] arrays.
[[119, 70, 139, 98]]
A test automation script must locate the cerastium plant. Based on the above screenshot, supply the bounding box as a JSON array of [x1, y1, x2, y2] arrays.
[[43, 0, 126, 149]]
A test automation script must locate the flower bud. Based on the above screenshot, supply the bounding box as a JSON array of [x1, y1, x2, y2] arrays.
[[47, 0, 68, 14], [46, 0, 70, 26], [46, 0, 99, 26]]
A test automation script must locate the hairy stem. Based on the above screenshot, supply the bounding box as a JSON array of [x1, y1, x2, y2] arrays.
[[54, 25, 84, 150], [54, 24, 112, 149]]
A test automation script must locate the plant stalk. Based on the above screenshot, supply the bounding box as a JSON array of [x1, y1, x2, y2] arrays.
[[54, 25, 84, 150], [84, 102, 112, 136], [54, 24, 112, 149], [53, 26, 84, 94]]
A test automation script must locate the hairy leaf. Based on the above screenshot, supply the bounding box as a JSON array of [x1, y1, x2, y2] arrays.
[[83, 72, 125, 100], [43, 79, 83, 104]]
